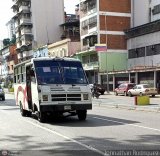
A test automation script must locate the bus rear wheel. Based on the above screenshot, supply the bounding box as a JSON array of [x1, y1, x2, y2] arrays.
[[20, 104, 27, 117], [77, 110, 87, 121]]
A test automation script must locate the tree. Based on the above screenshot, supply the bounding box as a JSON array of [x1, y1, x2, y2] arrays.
[[10, 35, 16, 45], [3, 38, 10, 47]]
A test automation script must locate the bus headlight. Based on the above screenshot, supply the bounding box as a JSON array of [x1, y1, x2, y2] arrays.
[[83, 94, 89, 100], [42, 95, 48, 101]]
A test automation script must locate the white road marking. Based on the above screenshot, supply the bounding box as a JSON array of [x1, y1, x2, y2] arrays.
[[24, 119, 105, 156], [1, 108, 104, 155], [93, 117, 160, 133]]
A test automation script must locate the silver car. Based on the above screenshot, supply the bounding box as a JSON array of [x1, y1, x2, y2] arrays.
[[127, 84, 158, 97]]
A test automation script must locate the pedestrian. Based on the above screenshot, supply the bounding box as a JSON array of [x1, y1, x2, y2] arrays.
[[157, 80, 160, 94]]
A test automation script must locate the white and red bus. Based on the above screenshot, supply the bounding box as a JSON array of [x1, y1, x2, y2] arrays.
[[14, 57, 92, 122]]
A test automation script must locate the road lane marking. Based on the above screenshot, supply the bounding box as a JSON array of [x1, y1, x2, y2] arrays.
[[93, 117, 160, 133], [24, 119, 104, 155]]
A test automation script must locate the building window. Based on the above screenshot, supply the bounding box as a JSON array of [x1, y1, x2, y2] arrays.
[[90, 54, 98, 62], [152, 4, 160, 15], [89, 16, 97, 29], [128, 47, 145, 58], [146, 44, 160, 56], [82, 55, 90, 64]]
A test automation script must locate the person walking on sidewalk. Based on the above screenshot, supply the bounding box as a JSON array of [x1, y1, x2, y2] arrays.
[[157, 80, 160, 94]]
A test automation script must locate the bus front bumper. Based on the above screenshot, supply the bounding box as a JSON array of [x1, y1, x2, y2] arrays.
[[40, 103, 92, 112]]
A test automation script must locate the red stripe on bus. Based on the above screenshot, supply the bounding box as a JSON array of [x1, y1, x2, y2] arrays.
[[16, 86, 28, 109]]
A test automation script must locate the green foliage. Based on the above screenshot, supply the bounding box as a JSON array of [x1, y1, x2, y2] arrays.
[[3, 38, 10, 47], [10, 35, 16, 45]]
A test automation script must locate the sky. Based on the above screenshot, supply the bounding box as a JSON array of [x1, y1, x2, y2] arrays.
[[0, 0, 79, 40]]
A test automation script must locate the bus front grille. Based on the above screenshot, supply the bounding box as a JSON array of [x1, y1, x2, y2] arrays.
[[51, 94, 81, 101]]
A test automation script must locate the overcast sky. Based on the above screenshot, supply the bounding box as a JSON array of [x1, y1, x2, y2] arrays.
[[0, 0, 79, 40]]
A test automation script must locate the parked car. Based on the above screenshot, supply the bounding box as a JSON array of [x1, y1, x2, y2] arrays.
[[0, 86, 5, 101], [115, 83, 135, 96], [127, 84, 158, 97], [89, 84, 106, 95]]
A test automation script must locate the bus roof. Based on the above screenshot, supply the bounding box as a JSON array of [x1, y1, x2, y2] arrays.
[[14, 57, 81, 68], [32, 57, 80, 62]]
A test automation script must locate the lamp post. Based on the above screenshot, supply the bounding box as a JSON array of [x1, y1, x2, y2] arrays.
[[104, 14, 109, 93]]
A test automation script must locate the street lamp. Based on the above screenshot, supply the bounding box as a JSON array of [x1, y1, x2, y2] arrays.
[[104, 14, 109, 93]]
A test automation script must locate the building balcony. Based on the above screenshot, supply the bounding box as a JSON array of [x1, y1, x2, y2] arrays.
[[12, 0, 18, 3], [83, 61, 99, 71], [1, 48, 10, 59], [80, 0, 97, 15], [11, 4, 19, 13], [21, 28, 32, 35], [17, 52, 23, 59], [16, 42, 22, 49], [12, 0, 31, 4], [20, 33, 33, 41], [20, 18, 32, 25], [15, 21, 20, 28], [88, 8, 97, 15], [16, 32, 21, 38], [19, 5, 30, 12]]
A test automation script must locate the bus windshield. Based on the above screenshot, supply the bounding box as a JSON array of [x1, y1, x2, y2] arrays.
[[34, 60, 88, 85]]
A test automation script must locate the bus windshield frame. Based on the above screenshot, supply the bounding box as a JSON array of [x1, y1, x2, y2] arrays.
[[34, 60, 88, 85]]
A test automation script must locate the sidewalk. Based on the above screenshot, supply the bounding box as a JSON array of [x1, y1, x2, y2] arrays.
[[93, 91, 160, 113], [4, 88, 14, 94]]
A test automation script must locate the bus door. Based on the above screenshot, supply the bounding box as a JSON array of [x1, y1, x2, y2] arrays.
[[26, 65, 33, 110]]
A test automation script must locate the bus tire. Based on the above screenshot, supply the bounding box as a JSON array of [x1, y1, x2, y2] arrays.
[[20, 103, 27, 117], [26, 111, 32, 117], [38, 112, 46, 123], [77, 110, 87, 121]]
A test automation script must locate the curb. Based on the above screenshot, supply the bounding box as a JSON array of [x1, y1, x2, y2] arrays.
[[5, 91, 14, 95], [93, 103, 160, 113]]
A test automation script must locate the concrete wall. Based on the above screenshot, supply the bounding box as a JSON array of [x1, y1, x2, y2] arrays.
[[99, 52, 128, 72], [150, 0, 160, 21], [131, 0, 150, 27], [127, 31, 160, 68], [31, 0, 64, 48]]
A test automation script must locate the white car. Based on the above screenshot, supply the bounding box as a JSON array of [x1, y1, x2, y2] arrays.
[[127, 84, 158, 97]]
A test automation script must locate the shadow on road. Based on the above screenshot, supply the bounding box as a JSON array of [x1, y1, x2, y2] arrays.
[[42, 114, 140, 128], [0, 99, 16, 107], [0, 134, 159, 153]]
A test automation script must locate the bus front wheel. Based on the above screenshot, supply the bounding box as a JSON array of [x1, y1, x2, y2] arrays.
[[77, 110, 87, 121], [38, 112, 46, 123]]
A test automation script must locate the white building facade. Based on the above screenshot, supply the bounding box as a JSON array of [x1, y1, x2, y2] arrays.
[[6, 19, 16, 40], [126, 0, 160, 87]]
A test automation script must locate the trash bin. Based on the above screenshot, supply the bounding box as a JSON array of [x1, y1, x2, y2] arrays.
[[134, 96, 150, 105]]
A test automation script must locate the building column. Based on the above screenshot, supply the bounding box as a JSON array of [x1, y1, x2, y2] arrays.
[[98, 73, 101, 84], [154, 71, 157, 88], [135, 72, 138, 84], [112, 74, 115, 91], [129, 73, 131, 83]]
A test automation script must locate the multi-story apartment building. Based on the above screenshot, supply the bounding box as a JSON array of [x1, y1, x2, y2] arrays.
[[6, 19, 16, 40], [61, 13, 80, 42], [125, 0, 160, 88], [11, 0, 64, 62], [0, 45, 17, 81], [76, 0, 131, 89]]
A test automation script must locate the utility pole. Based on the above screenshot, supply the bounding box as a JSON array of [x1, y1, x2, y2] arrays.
[[105, 14, 109, 93]]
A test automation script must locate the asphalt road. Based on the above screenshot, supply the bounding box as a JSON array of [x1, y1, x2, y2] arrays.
[[0, 94, 160, 156]]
